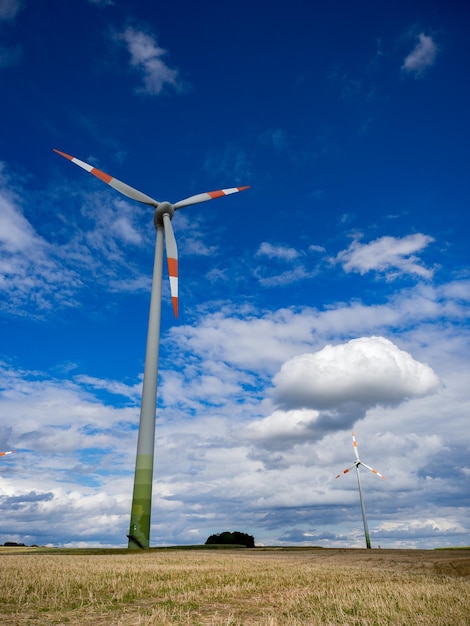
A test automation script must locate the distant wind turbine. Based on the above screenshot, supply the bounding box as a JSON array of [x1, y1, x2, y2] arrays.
[[54, 149, 249, 549], [335, 431, 385, 549]]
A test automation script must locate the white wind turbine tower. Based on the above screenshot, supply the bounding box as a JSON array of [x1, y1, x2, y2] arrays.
[[54, 149, 249, 549], [335, 431, 385, 549]]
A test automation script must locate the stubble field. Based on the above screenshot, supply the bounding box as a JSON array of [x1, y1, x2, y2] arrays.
[[0, 546, 469, 625]]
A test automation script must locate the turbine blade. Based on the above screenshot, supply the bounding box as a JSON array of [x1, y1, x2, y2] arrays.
[[0, 450, 15, 456], [335, 464, 356, 479], [352, 431, 360, 460], [361, 461, 386, 479], [173, 186, 250, 209], [53, 149, 159, 207], [162, 214, 178, 318]]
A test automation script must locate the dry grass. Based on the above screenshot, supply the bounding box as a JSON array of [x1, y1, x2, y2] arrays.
[[0, 547, 469, 625]]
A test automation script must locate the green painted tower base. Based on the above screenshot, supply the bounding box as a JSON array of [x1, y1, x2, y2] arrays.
[[127, 454, 154, 549]]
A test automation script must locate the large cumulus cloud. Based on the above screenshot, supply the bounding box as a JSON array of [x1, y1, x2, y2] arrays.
[[244, 337, 440, 450], [273, 336, 440, 410]]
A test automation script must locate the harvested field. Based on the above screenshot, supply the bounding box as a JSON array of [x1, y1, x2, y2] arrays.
[[0, 547, 469, 625]]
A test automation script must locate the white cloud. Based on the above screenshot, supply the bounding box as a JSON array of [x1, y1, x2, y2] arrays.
[[402, 33, 438, 77], [376, 517, 468, 538], [0, 166, 155, 312], [0, 185, 39, 253], [117, 27, 183, 95], [174, 213, 218, 257], [74, 375, 142, 401], [169, 307, 317, 373], [0, 177, 82, 312], [256, 265, 312, 287], [336, 233, 434, 279], [1, 280, 469, 548], [239, 336, 441, 452], [256, 242, 300, 261], [273, 336, 440, 411], [0, 485, 129, 546], [0, 364, 138, 438], [169, 280, 469, 379], [309, 244, 326, 253], [254, 242, 318, 287], [243, 409, 320, 449]]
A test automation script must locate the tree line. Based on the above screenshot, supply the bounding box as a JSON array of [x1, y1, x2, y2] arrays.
[[205, 531, 255, 548]]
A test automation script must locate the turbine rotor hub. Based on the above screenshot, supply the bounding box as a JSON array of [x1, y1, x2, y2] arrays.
[[154, 202, 174, 227]]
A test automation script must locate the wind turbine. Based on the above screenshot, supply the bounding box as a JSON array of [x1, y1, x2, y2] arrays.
[[54, 149, 249, 548], [335, 431, 385, 549]]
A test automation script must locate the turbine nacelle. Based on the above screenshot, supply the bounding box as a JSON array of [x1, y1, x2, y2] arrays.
[[154, 202, 175, 227]]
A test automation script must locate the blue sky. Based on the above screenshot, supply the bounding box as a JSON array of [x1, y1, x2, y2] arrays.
[[0, 0, 469, 548]]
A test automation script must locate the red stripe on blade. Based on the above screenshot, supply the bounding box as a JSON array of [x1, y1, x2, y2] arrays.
[[167, 258, 178, 277], [91, 167, 113, 184], [53, 149, 74, 160]]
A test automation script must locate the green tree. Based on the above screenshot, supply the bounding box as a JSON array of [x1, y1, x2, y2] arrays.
[[205, 531, 255, 548]]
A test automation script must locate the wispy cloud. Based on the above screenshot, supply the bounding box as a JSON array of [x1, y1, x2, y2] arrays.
[[116, 26, 184, 95], [259, 128, 289, 151], [0, 0, 24, 68], [256, 265, 312, 288], [0, 162, 154, 314], [254, 241, 319, 287], [0, 168, 81, 312], [309, 244, 326, 253], [256, 242, 300, 261], [335, 233, 435, 279], [402, 33, 438, 78], [87, 0, 114, 6], [0, 0, 24, 21], [74, 375, 142, 401], [203, 144, 252, 185], [175, 213, 218, 257]]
